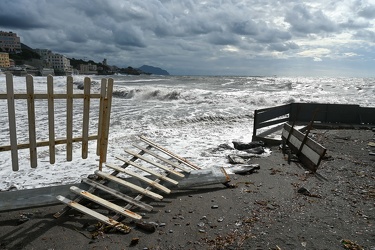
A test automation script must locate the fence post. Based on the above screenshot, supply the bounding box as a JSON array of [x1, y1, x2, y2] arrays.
[[66, 76, 73, 161], [6, 73, 19, 171], [26, 75, 37, 168], [47, 75, 56, 164], [82, 77, 91, 159]]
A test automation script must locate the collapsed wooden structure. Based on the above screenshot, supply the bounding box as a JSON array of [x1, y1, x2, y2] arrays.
[[0, 74, 230, 228], [252, 103, 375, 172]]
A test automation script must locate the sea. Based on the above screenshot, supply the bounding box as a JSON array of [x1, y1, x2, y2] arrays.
[[0, 74, 374, 190]]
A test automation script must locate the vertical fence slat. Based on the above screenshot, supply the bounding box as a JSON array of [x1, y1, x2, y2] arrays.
[[66, 76, 73, 161], [26, 75, 37, 168], [96, 79, 107, 156], [101, 78, 113, 163], [47, 75, 56, 164], [6, 73, 19, 171], [82, 77, 91, 159]]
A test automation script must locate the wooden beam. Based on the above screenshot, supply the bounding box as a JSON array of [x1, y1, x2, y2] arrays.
[[47, 75, 56, 164], [82, 178, 153, 211], [115, 155, 179, 185], [95, 170, 164, 201], [124, 149, 185, 178], [26, 75, 37, 168], [106, 163, 171, 194], [70, 186, 142, 220], [6, 73, 19, 171]]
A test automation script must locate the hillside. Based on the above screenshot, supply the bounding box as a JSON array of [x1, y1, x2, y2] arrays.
[[138, 65, 170, 75]]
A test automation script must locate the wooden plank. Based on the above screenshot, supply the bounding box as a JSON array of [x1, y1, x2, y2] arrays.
[[26, 75, 37, 168], [47, 75, 56, 164], [102, 78, 113, 162], [95, 170, 164, 201], [106, 163, 171, 194], [283, 123, 326, 155], [96, 79, 107, 156], [81, 77, 91, 159], [139, 136, 201, 170], [69, 186, 142, 220], [82, 178, 153, 211], [283, 130, 321, 165], [124, 149, 185, 178], [0, 93, 102, 100], [115, 155, 179, 185], [256, 117, 289, 130], [0, 135, 98, 152], [6, 73, 19, 171], [66, 76, 73, 161], [56, 195, 131, 234], [133, 144, 191, 173], [255, 104, 290, 124]]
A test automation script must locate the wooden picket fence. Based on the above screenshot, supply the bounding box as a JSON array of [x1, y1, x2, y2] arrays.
[[0, 73, 113, 171]]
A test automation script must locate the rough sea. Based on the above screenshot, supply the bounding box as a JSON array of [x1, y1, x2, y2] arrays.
[[0, 74, 374, 190]]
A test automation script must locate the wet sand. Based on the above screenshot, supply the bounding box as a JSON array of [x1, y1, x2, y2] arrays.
[[0, 128, 374, 250]]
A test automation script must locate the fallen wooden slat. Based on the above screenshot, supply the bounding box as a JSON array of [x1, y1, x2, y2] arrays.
[[82, 178, 153, 211], [133, 144, 191, 173], [56, 195, 131, 234], [106, 163, 171, 194], [70, 186, 142, 220], [124, 149, 185, 178], [139, 135, 201, 170], [283, 123, 326, 156], [115, 155, 178, 185], [95, 170, 164, 201]]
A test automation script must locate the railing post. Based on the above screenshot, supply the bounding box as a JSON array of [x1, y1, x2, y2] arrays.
[[26, 75, 37, 168], [6, 73, 19, 171]]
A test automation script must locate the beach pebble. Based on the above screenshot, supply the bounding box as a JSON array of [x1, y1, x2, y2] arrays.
[[217, 217, 224, 222], [211, 205, 219, 209]]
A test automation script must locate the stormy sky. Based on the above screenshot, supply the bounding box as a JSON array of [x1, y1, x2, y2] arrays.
[[0, 0, 374, 76]]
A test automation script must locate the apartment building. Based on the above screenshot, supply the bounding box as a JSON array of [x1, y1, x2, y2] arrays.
[[0, 52, 10, 68], [34, 48, 71, 73], [0, 31, 21, 53], [79, 63, 98, 74]]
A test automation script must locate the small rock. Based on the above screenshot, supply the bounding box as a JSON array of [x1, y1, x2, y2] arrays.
[[211, 205, 219, 209]]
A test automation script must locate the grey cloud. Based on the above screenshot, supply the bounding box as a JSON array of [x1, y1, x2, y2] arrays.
[[358, 4, 375, 19], [0, 1, 48, 29], [285, 4, 337, 35], [230, 20, 259, 36], [268, 42, 299, 52], [354, 30, 375, 42]]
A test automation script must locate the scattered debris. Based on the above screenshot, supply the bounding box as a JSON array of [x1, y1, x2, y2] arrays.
[[135, 221, 157, 233], [232, 141, 265, 150], [227, 154, 246, 164], [232, 164, 260, 175], [297, 187, 321, 198], [341, 239, 364, 250], [129, 237, 140, 246]]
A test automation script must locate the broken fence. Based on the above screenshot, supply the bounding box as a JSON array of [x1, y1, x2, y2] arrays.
[[0, 73, 113, 171]]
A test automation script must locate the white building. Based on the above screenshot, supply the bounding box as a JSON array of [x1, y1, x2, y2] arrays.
[[34, 49, 72, 74]]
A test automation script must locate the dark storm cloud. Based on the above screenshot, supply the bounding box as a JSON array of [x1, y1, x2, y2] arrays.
[[0, 1, 47, 29], [0, 0, 374, 76]]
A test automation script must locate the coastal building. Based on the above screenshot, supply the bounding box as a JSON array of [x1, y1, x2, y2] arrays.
[[79, 63, 98, 74], [0, 31, 21, 53], [34, 48, 72, 74], [0, 52, 10, 68]]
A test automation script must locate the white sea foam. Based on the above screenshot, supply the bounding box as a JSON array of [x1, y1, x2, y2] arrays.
[[0, 75, 374, 190]]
